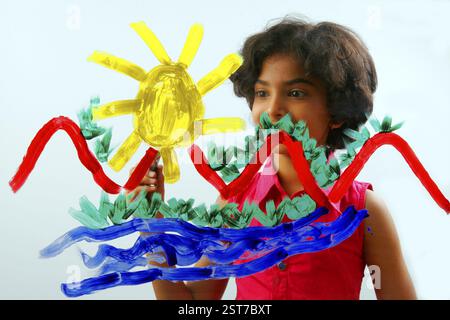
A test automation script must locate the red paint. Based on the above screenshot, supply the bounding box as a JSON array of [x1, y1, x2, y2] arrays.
[[328, 133, 450, 213], [9, 116, 157, 194], [9, 117, 450, 214], [189, 131, 450, 214], [189, 132, 336, 211]]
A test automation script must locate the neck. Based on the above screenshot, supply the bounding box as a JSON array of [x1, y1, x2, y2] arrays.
[[272, 152, 304, 197]]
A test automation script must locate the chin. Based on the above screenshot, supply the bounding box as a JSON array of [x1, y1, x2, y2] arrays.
[[275, 144, 288, 154]]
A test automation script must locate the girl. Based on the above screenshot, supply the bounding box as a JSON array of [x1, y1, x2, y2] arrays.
[[133, 16, 416, 300]]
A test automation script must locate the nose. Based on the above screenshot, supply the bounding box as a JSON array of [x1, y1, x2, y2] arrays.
[[267, 93, 287, 123]]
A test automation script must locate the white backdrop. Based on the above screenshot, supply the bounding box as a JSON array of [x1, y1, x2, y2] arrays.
[[0, 0, 449, 299]]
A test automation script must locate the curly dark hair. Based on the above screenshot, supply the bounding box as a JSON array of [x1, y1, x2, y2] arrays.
[[230, 16, 377, 151]]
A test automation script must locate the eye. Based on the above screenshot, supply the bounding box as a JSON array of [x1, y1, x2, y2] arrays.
[[288, 89, 306, 98], [255, 90, 268, 98]]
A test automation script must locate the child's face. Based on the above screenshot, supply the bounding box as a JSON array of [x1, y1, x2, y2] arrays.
[[251, 53, 334, 154]]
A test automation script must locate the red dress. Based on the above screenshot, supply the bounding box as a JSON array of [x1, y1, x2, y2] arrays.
[[227, 155, 373, 300]]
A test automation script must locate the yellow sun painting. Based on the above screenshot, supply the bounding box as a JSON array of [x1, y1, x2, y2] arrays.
[[88, 21, 245, 183]]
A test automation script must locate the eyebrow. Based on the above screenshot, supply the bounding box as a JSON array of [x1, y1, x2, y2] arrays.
[[255, 78, 316, 87]]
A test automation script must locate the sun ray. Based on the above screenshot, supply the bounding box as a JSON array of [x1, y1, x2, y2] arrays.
[[130, 21, 172, 65], [160, 147, 180, 184], [92, 99, 142, 121], [196, 53, 243, 96], [87, 51, 147, 82], [86, 22, 244, 183], [108, 131, 142, 171], [198, 118, 246, 135], [177, 23, 203, 68]]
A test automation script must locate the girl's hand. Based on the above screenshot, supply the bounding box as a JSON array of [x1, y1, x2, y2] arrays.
[[128, 156, 167, 266], [128, 155, 165, 204]]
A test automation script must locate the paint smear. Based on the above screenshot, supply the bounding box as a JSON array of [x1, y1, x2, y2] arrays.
[[10, 120, 449, 213], [40, 206, 367, 297], [9, 116, 158, 194]]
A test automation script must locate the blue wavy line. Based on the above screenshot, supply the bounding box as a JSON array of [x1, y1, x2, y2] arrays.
[[79, 208, 349, 269], [46, 206, 368, 297], [40, 207, 329, 258]]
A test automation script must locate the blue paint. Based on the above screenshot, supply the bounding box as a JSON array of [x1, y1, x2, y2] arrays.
[[40, 207, 329, 258], [41, 206, 368, 297]]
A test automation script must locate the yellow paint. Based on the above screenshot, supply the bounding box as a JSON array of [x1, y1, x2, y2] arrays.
[[88, 22, 245, 183]]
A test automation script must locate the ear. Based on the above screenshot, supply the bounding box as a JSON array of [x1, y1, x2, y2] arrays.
[[330, 121, 344, 130]]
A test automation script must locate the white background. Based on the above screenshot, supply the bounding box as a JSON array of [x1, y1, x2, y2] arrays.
[[0, 0, 449, 299]]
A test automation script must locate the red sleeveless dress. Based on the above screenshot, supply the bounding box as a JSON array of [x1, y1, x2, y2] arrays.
[[227, 155, 372, 300]]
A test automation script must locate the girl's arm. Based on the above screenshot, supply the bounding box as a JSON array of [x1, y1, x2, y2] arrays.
[[185, 257, 230, 300], [151, 257, 229, 300], [151, 195, 229, 300], [363, 189, 417, 299]]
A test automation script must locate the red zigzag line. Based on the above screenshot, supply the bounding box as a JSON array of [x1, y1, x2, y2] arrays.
[[9, 116, 158, 194], [9, 118, 449, 214], [188, 131, 450, 214]]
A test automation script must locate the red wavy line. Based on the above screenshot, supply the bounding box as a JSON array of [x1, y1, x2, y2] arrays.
[[9, 116, 157, 194], [188, 131, 450, 214], [10, 117, 449, 214], [328, 132, 449, 212], [189, 132, 336, 211]]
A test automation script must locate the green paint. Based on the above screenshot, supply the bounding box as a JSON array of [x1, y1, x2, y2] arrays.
[[70, 191, 317, 229]]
